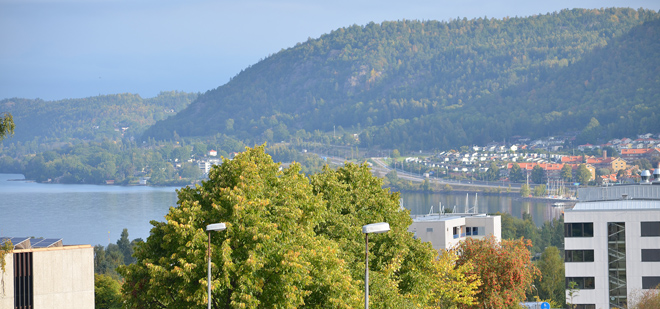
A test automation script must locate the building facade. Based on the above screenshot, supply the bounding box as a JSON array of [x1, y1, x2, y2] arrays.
[[564, 184, 660, 309], [1, 238, 94, 309], [408, 213, 501, 251]]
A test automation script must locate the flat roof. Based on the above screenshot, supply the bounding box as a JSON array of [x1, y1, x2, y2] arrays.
[[570, 200, 660, 211], [412, 213, 494, 222]]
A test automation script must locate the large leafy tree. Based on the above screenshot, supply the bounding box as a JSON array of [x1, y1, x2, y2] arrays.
[[509, 163, 523, 183], [119, 145, 474, 308], [531, 165, 546, 184], [455, 237, 540, 309], [577, 164, 592, 185], [561, 164, 573, 182], [486, 162, 500, 181]]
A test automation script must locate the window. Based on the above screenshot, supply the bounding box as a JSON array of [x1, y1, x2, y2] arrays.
[[642, 249, 660, 262], [641, 222, 660, 237], [565, 250, 595, 262], [466, 227, 472, 236], [426, 227, 433, 233], [14, 252, 34, 309], [566, 277, 595, 289], [472, 227, 479, 235], [565, 222, 594, 237], [642, 277, 660, 289]]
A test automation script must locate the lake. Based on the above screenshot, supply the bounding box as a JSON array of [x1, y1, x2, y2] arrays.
[[0, 174, 563, 246]]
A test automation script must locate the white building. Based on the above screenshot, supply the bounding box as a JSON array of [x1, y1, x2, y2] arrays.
[[564, 180, 660, 309], [1, 237, 94, 309], [408, 213, 501, 251], [198, 158, 222, 175]]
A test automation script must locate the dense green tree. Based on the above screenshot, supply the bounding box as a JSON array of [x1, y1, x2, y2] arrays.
[[509, 163, 524, 182], [535, 246, 566, 306], [486, 162, 500, 181], [531, 165, 546, 184], [533, 184, 548, 197], [117, 228, 135, 265], [95, 274, 122, 309], [561, 164, 573, 181], [119, 146, 462, 308], [577, 164, 592, 185]]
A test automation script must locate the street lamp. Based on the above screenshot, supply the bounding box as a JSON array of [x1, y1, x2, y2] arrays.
[[207, 223, 227, 309], [362, 222, 390, 309]]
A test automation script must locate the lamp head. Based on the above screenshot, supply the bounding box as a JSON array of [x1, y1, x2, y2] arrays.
[[362, 222, 390, 234], [206, 223, 227, 232]]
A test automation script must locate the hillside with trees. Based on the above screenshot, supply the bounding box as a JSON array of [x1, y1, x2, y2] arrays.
[[0, 91, 197, 145], [144, 8, 660, 151]]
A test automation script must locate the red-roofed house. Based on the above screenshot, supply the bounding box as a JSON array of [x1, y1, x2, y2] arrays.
[[621, 148, 660, 161]]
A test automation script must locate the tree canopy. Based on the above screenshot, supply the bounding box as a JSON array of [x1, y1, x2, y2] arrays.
[[119, 145, 478, 308], [454, 237, 540, 308]]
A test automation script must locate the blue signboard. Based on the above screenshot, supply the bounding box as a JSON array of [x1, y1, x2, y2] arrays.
[[540, 302, 550, 309]]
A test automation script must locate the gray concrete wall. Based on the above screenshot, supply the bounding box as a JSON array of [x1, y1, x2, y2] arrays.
[[32, 245, 94, 309]]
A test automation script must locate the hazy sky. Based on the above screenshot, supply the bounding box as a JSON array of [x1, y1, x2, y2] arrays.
[[1, 0, 658, 101]]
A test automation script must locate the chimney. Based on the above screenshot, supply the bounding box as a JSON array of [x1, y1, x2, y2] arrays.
[[603, 150, 607, 159]]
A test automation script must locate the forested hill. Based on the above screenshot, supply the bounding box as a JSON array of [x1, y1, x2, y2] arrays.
[[143, 8, 660, 150], [1, 91, 198, 144]]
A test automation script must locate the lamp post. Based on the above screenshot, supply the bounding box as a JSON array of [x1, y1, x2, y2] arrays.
[[206, 223, 227, 309], [362, 222, 390, 309]]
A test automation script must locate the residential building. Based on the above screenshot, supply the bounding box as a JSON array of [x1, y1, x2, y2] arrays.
[[198, 158, 222, 175], [621, 148, 660, 161], [564, 176, 660, 309], [586, 156, 627, 172], [408, 213, 501, 251], [1, 237, 94, 309]]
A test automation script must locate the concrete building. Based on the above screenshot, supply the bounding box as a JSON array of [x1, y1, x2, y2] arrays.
[[1, 237, 94, 309], [408, 213, 501, 251], [564, 175, 660, 309]]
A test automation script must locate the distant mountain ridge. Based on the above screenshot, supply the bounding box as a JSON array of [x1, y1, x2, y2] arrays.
[[139, 8, 657, 149], [1, 91, 198, 144]]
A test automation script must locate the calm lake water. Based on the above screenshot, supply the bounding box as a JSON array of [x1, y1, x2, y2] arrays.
[[0, 174, 563, 246]]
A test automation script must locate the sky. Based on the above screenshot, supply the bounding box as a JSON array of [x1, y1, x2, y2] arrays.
[[1, 0, 658, 101]]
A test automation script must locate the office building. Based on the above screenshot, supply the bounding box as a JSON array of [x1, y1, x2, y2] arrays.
[[564, 169, 660, 309]]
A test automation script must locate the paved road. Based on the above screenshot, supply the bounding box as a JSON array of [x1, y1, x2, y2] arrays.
[[313, 153, 544, 190]]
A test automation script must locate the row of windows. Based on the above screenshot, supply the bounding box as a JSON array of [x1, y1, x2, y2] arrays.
[[565, 249, 659, 262], [565, 277, 660, 290], [565, 250, 594, 262], [565, 221, 660, 238], [565, 223, 593, 237], [566, 277, 595, 289]]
